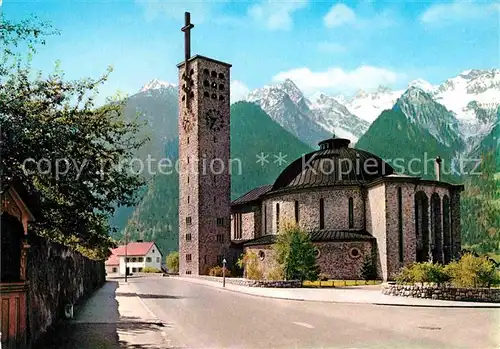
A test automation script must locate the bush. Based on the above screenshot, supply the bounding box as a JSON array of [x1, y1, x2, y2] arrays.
[[142, 266, 161, 273], [266, 264, 285, 281], [395, 262, 449, 285], [208, 266, 231, 277], [318, 273, 329, 281], [360, 253, 377, 280], [445, 253, 499, 288], [166, 251, 179, 273], [273, 222, 320, 281], [237, 251, 264, 280]]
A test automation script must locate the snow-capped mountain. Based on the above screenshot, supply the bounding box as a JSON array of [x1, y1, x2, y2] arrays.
[[140, 79, 176, 93], [246, 79, 369, 146]]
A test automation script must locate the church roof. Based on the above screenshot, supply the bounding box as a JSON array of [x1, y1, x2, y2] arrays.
[[232, 184, 273, 206], [243, 230, 374, 247], [270, 137, 394, 193]]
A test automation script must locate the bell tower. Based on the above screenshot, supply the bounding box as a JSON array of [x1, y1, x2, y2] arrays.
[[177, 12, 232, 275]]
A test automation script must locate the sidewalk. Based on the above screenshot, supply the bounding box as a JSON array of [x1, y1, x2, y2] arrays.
[[170, 276, 500, 308], [37, 280, 169, 348]]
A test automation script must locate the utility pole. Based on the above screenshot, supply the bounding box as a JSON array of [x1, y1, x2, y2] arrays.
[[124, 231, 128, 282]]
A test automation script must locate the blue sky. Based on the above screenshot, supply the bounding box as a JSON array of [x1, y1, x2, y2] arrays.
[[3, 0, 499, 103]]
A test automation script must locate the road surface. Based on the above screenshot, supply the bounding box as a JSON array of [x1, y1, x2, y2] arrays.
[[126, 276, 499, 349]]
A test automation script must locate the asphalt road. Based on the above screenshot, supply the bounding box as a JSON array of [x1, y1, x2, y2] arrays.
[[127, 276, 500, 349]]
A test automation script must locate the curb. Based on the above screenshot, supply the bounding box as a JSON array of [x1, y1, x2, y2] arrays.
[[169, 276, 500, 309]]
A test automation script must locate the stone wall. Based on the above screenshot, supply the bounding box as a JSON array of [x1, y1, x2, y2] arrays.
[[26, 234, 105, 347], [382, 284, 500, 303], [262, 187, 364, 234], [187, 275, 302, 288]]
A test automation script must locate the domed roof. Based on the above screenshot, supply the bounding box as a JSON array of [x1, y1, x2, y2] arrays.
[[271, 136, 394, 192]]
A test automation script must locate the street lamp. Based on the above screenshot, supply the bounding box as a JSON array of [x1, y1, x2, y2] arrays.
[[222, 258, 227, 288]]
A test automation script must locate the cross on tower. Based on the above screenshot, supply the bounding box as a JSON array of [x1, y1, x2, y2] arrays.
[[181, 12, 194, 108]]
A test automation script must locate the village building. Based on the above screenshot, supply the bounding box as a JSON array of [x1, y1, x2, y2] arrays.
[[105, 241, 163, 275]]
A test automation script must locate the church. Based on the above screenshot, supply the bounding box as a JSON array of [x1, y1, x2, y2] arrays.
[[176, 12, 463, 281]]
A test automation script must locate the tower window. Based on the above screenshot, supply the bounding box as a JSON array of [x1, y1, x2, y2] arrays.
[[211, 70, 217, 77], [276, 203, 280, 232], [186, 216, 192, 225], [187, 137, 189, 144], [186, 233, 192, 241], [295, 200, 299, 223], [218, 84, 225, 91], [214, 136, 217, 143], [217, 217, 225, 226], [204, 91, 209, 97], [187, 157, 189, 164], [203, 69, 209, 75], [348, 197, 354, 229], [216, 234, 224, 243], [189, 91, 194, 98], [218, 73, 225, 80], [186, 254, 192, 262], [203, 80, 210, 87], [189, 68, 194, 75], [187, 196, 190, 204], [211, 82, 217, 89], [319, 198, 324, 229], [182, 95, 185, 101], [219, 95, 225, 101], [211, 93, 217, 99], [213, 175, 216, 183]]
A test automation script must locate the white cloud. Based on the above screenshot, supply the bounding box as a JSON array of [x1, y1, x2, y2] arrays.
[[231, 80, 250, 102], [272, 66, 404, 95], [421, 1, 499, 24], [317, 42, 347, 54], [248, 0, 308, 31], [323, 4, 356, 28]]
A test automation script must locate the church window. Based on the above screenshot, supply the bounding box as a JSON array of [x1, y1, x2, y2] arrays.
[[218, 73, 225, 79], [348, 197, 354, 229], [219, 84, 225, 91], [187, 196, 190, 204], [313, 247, 321, 259], [348, 247, 361, 259], [186, 233, 191, 241], [319, 198, 325, 230], [187, 137, 189, 144], [214, 196, 216, 203], [189, 91, 194, 98], [187, 157, 189, 164], [398, 187, 404, 263], [182, 83, 186, 90], [203, 69, 209, 75], [186, 270, 192, 275], [216, 234, 224, 243], [203, 80, 210, 87], [217, 255, 223, 264], [264, 204, 267, 233], [186, 216, 192, 225], [186, 254, 192, 262], [258, 250, 265, 261], [211, 70, 217, 77], [182, 95, 185, 101], [213, 175, 216, 183], [217, 217, 225, 226], [276, 203, 280, 232], [219, 95, 225, 101], [187, 176, 189, 184], [190, 68, 194, 75], [211, 82, 217, 89], [204, 91, 209, 98], [211, 93, 217, 99], [294, 200, 299, 223], [204, 255, 207, 264], [234, 213, 242, 239]]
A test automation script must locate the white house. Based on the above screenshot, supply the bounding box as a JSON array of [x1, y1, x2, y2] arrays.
[[105, 241, 163, 275]]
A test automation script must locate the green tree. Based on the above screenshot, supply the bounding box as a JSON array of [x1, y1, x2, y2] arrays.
[[1, 17, 147, 258], [166, 251, 179, 273], [360, 253, 378, 280], [273, 222, 319, 281]]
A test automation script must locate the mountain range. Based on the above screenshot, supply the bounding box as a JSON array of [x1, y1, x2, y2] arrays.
[[111, 68, 499, 256]]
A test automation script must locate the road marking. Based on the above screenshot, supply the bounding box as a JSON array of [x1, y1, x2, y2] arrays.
[[292, 321, 314, 329]]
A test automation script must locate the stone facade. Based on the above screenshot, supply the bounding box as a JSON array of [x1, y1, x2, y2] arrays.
[[382, 284, 500, 303], [231, 205, 262, 241], [178, 56, 232, 275], [262, 187, 364, 234], [246, 241, 373, 280]]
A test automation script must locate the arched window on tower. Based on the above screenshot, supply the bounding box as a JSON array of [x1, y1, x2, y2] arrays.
[[276, 203, 280, 233], [348, 197, 354, 229], [319, 198, 325, 230]]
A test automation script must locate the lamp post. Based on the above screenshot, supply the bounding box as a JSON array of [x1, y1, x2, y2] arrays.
[[222, 258, 227, 288]]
